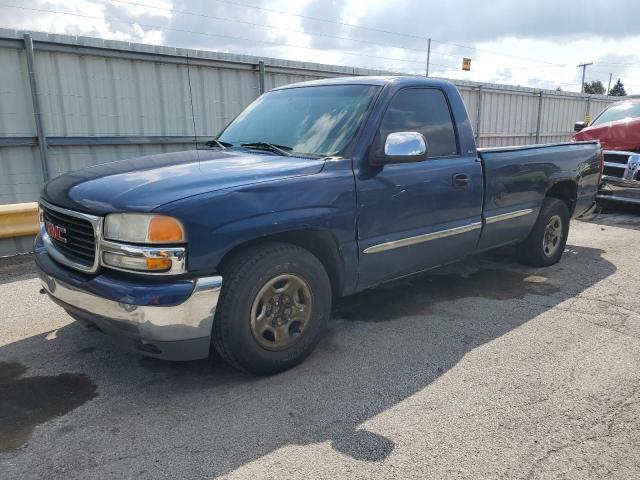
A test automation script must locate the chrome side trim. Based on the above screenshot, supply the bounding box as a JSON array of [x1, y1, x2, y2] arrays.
[[485, 208, 534, 225], [39, 198, 103, 273], [39, 272, 223, 342], [363, 222, 482, 254], [100, 239, 187, 275]]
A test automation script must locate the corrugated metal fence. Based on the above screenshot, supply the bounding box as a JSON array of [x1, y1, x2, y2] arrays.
[[0, 29, 616, 255]]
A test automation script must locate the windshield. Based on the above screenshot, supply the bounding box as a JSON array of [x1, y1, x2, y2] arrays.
[[218, 84, 379, 157], [591, 102, 640, 126]]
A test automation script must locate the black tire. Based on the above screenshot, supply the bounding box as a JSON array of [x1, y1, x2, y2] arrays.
[[212, 242, 331, 375], [517, 198, 570, 267]]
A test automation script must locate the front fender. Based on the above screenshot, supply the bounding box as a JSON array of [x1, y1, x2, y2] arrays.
[[156, 160, 357, 275], [207, 206, 350, 261]]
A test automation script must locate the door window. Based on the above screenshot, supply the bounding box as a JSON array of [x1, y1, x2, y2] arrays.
[[379, 88, 458, 157]]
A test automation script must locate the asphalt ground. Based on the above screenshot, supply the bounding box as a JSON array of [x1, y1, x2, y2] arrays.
[[1, 210, 639, 479]]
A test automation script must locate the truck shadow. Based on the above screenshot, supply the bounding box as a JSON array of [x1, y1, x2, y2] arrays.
[[578, 205, 640, 232], [0, 245, 615, 478]]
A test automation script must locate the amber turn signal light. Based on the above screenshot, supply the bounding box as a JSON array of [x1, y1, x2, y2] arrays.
[[147, 216, 185, 243], [145, 257, 173, 271]]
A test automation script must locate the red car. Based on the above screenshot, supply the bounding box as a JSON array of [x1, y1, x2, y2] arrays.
[[573, 99, 640, 205]]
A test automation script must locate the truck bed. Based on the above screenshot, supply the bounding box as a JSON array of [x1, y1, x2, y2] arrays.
[[475, 141, 601, 251]]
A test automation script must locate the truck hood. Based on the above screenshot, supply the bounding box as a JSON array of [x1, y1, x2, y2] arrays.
[[572, 118, 640, 151], [42, 149, 325, 214]]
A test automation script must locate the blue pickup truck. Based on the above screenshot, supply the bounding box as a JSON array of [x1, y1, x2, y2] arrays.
[[35, 76, 602, 374]]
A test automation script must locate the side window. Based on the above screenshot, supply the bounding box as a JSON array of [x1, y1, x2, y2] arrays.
[[379, 88, 458, 157]]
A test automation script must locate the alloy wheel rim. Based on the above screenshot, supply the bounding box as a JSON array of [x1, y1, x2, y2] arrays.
[[543, 214, 563, 257], [250, 273, 312, 351]]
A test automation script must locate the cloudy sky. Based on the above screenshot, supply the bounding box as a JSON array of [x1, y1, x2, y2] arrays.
[[1, 0, 640, 94]]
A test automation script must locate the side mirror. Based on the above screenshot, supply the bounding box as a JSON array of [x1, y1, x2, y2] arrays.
[[574, 121, 587, 132], [370, 132, 428, 165]]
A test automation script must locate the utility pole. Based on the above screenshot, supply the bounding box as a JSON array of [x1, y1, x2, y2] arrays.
[[425, 38, 431, 77], [607, 73, 613, 95], [578, 62, 593, 93]]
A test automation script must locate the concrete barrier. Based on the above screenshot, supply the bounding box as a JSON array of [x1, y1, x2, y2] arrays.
[[0, 203, 39, 239]]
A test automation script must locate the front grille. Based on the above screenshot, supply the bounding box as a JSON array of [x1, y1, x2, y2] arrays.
[[42, 206, 96, 267], [603, 165, 625, 178], [604, 153, 630, 165], [602, 152, 630, 179]]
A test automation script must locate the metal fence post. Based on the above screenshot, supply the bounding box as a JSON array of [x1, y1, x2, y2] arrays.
[[475, 85, 483, 145], [425, 38, 431, 77], [585, 95, 591, 121], [535, 90, 543, 144], [23, 33, 50, 181], [258, 60, 265, 95]]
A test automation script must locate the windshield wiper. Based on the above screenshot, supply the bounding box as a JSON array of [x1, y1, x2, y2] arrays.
[[205, 139, 233, 149], [240, 142, 292, 156]]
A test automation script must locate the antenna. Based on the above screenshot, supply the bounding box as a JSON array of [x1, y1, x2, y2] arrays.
[[185, 53, 199, 150]]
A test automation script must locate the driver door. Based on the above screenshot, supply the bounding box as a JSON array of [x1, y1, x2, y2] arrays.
[[355, 87, 483, 287]]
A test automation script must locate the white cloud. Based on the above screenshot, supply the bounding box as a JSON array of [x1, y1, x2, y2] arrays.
[[1, 0, 639, 93]]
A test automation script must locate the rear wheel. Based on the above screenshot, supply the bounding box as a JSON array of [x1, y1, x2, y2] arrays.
[[212, 242, 331, 375], [517, 198, 570, 267]]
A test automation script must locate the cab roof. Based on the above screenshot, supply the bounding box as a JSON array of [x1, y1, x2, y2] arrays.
[[272, 75, 454, 91]]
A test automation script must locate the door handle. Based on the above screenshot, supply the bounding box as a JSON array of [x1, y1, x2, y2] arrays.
[[453, 173, 470, 187]]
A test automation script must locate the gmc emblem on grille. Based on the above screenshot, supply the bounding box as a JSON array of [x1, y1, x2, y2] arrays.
[[45, 221, 67, 243]]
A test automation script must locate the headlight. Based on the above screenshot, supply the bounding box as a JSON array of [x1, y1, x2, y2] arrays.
[[104, 213, 186, 244], [102, 250, 175, 273]]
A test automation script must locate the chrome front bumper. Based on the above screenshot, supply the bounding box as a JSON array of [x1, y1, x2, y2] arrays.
[[598, 151, 640, 205], [38, 268, 223, 361], [598, 176, 640, 205]]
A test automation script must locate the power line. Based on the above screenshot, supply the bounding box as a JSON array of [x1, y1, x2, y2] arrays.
[[433, 43, 629, 79], [203, 0, 610, 73], [111, 0, 621, 76], [109, 0, 431, 54], [186, 0, 431, 43], [1, 1, 635, 90], [105, 0, 606, 81], [203, 0, 636, 78], [0, 3, 447, 69], [595, 60, 640, 67], [106, 0, 508, 71], [431, 39, 569, 68]]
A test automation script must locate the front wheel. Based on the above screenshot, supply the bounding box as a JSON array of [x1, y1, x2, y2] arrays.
[[517, 198, 570, 267], [212, 242, 331, 375]]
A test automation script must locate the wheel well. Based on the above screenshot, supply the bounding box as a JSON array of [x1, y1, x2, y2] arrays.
[[219, 229, 345, 298], [546, 181, 578, 215]]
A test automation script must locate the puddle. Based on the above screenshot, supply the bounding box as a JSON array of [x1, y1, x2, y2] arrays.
[[334, 268, 559, 322], [0, 361, 97, 452]]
